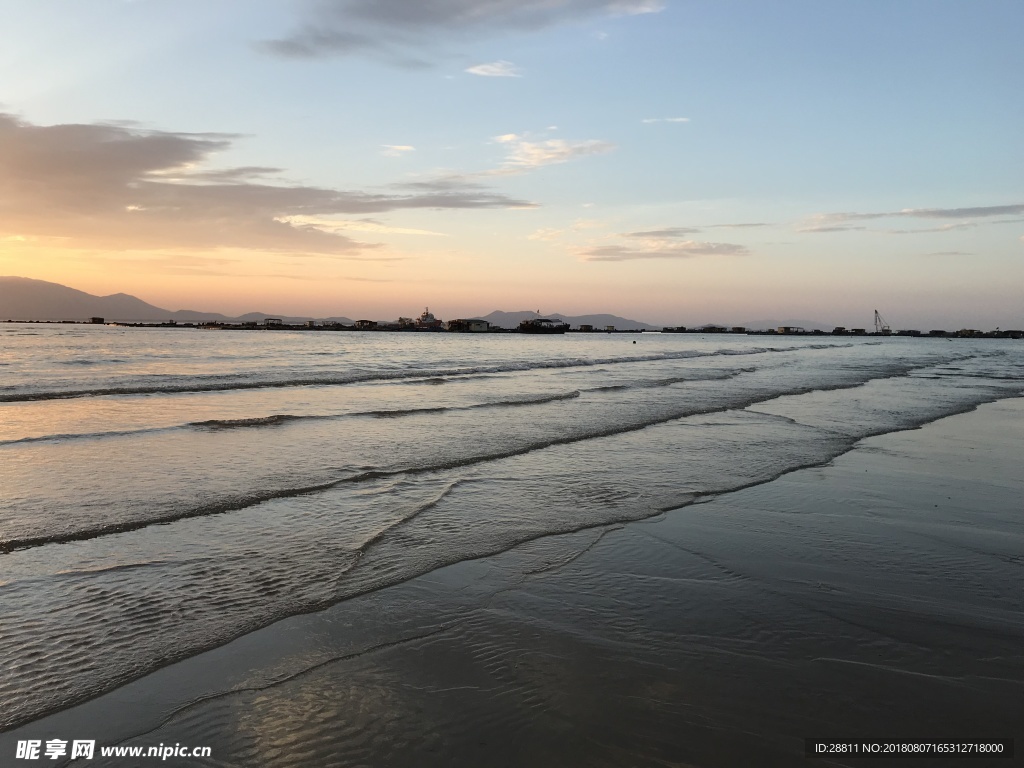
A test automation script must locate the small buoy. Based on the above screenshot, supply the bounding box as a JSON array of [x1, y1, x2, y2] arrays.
[[633, 340, 636, 344]]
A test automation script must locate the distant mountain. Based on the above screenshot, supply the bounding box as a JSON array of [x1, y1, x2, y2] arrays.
[[0, 277, 353, 324], [477, 310, 656, 331], [2, 276, 178, 322], [1, 277, 664, 329]]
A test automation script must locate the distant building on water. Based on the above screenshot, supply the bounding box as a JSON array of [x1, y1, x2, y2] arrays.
[[447, 319, 490, 333]]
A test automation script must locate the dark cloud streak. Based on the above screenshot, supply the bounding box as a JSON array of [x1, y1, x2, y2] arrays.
[[624, 227, 701, 238], [797, 225, 868, 233], [813, 204, 1024, 225], [265, 0, 663, 60], [581, 241, 747, 261]]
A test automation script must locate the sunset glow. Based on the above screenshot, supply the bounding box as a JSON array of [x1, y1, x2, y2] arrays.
[[2, 0, 1022, 327]]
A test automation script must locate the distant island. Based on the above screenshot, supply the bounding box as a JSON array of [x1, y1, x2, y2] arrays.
[[0, 276, 657, 330], [0, 276, 352, 326], [0, 276, 837, 331], [3, 277, 1020, 338]]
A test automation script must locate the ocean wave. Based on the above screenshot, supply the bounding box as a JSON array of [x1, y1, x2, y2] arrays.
[[190, 414, 308, 430], [57, 359, 127, 366], [368, 390, 583, 418], [367, 407, 449, 419], [0, 480, 340, 554], [0, 345, 833, 403], [0, 361, 1019, 733], [0, 364, 934, 555], [2, 392, 589, 445], [0, 426, 176, 447], [583, 367, 755, 393]]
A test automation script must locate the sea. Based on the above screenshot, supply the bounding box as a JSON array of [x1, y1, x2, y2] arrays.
[[1, 324, 1022, 765]]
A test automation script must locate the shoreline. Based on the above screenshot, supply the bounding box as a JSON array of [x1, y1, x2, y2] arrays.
[[4, 319, 1022, 338], [4, 396, 1021, 766]]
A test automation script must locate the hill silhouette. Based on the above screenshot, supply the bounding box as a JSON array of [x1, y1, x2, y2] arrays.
[[2, 278, 832, 331], [0, 277, 352, 324], [0, 278, 662, 328]]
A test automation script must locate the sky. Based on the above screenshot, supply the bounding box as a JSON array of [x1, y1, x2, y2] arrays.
[[1, 0, 1022, 328]]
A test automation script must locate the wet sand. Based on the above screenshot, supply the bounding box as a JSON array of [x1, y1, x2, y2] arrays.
[[5, 398, 1022, 767]]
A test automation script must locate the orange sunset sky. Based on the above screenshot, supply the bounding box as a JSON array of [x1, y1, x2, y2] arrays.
[[2, 1, 1022, 327]]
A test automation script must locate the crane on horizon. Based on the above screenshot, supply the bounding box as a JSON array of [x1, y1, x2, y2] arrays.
[[874, 310, 891, 335]]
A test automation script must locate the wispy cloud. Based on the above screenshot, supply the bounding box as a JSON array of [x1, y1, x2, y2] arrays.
[[897, 204, 1024, 219], [465, 60, 522, 77], [394, 174, 536, 204], [641, 117, 690, 124], [580, 241, 748, 261], [624, 223, 770, 235], [528, 228, 564, 242], [798, 205, 1024, 234], [882, 222, 977, 234], [276, 215, 446, 237], [265, 0, 665, 62], [492, 135, 615, 173], [796, 224, 868, 233], [185, 166, 285, 182], [0, 112, 532, 254], [805, 203, 1024, 228], [578, 220, 750, 260], [389, 131, 614, 191], [608, 0, 665, 14], [624, 227, 701, 238], [381, 144, 415, 157]]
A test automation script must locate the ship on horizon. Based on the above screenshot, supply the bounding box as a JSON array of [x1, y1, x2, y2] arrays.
[[518, 318, 570, 334]]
